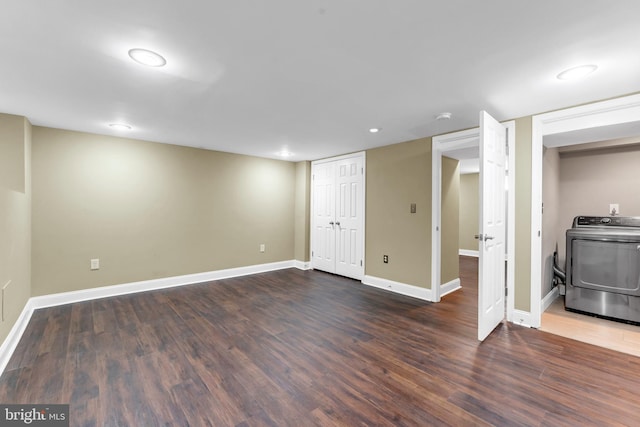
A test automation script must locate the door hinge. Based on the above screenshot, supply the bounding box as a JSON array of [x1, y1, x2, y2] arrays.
[[360, 260, 363, 267], [312, 251, 314, 257], [361, 167, 364, 175], [505, 287, 508, 296]]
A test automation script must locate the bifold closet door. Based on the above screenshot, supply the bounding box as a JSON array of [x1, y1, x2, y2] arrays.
[[311, 161, 336, 273], [311, 154, 364, 280], [333, 156, 363, 279]]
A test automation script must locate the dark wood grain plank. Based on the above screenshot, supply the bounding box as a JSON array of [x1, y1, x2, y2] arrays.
[[1, 257, 639, 426]]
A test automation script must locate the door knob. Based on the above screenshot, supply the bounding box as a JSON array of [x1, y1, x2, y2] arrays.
[[474, 234, 494, 241], [335, 221, 341, 226], [329, 221, 334, 226]]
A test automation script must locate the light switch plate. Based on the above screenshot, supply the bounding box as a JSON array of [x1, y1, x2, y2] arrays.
[[90, 259, 100, 270]]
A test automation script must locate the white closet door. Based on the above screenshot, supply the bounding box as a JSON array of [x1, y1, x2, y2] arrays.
[[312, 161, 336, 273], [311, 153, 365, 280], [334, 156, 363, 279]]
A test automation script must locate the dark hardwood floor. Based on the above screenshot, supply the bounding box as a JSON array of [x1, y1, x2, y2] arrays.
[[1, 256, 640, 426]]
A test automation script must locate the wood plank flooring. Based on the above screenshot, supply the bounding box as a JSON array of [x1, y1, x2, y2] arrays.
[[2, 256, 640, 426], [541, 296, 640, 358]]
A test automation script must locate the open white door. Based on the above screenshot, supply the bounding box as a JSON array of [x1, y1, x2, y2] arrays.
[[478, 111, 507, 341]]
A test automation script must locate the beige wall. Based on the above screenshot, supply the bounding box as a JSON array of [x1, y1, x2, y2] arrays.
[[294, 161, 311, 262], [365, 137, 431, 288], [441, 156, 459, 284], [541, 147, 560, 298], [0, 114, 32, 345], [0, 109, 546, 349], [556, 142, 640, 261], [514, 116, 532, 312], [459, 173, 479, 252], [2, 98, 635, 350], [32, 127, 296, 295]]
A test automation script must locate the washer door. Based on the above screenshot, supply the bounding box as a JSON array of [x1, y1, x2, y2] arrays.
[[572, 239, 640, 296]]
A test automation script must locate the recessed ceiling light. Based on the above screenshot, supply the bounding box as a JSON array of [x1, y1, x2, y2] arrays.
[[128, 48, 167, 67], [109, 123, 132, 131], [369, 128, 381, 133], [556, 64, 597, 80], [435, 112, 452, 121], [278, 150, 293, 158]]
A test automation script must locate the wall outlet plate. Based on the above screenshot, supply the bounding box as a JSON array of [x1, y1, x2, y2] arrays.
[[609, 204, 619, 216], [90, 259, 100, 270]]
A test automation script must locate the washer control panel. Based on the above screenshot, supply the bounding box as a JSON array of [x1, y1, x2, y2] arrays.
[[573, 216, 640, 228]]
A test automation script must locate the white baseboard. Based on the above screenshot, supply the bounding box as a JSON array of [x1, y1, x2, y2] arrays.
[[441, 278, 461, 297], [362, 275, 433, 302], [509, 309, 534, 328], [294, 260, 311, 270], [542, 287, 559, 313], [30, 260, 295, 309], [0, 260, 298, 376], [459, 249, 479, 257], [0, 299, 36, 378]]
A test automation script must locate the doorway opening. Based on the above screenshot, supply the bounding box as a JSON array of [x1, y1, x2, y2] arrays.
[[530, 93, 640, 329], [431, 120, 516, 333]]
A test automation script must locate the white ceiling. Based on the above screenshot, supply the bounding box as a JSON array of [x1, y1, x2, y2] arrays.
[[444, 146, 480, 175], [2, 1, 639, 161]]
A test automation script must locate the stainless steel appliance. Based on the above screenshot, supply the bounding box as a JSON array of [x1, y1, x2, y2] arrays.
[[565, 216, 640, 324]]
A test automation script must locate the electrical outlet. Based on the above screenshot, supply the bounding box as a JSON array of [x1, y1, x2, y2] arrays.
[[259, 244, 265, 253], [410, 203, 416, 213], [609, 204, 619, 216], [90, 259, 100, 270], [383, 255, 389, 263]]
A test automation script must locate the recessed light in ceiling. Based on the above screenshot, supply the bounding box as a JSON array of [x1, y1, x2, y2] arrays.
[[128, 48, 167, 67], [556, 64, 597, 80], [109, 123, 132, 131], [278, 150, 293, 158], [435, 112, 452, 121], [369, 128, 381, 133]]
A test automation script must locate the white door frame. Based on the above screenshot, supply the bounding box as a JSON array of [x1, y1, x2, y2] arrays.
[[431, 121, 516, 321], [530, 93, 640, 328], [310, 151, 366, 280]]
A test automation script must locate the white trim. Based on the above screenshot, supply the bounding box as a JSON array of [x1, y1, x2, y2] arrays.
[[459, 249, 479, 257], [505, 121, 517, 328], [0, 260, 297, 375], [530, 93, 640, 330], [312, 151, 367, 165], [30, 260, 295, 309], [294, 260, 311, 270], [542, 287, 559, 313], [537, 94, 640, 136], [440, 278, 461, 297], [510, 309, 534, 328], [0, 299, 36, 377], [432, 127, 480, 303], [362, 275, 433, 302]]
